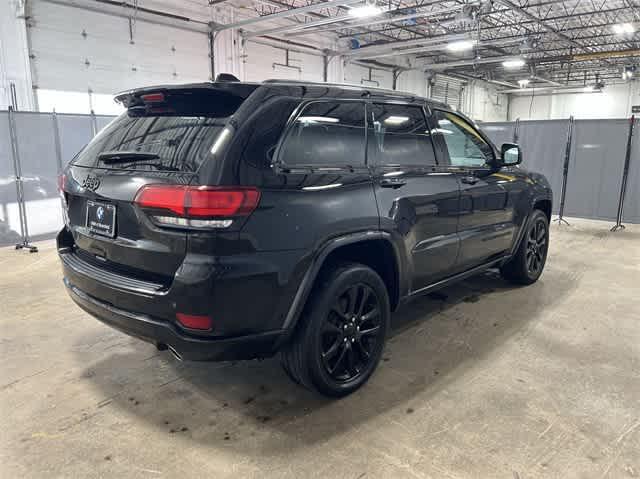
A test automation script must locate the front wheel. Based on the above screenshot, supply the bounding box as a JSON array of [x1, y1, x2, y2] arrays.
[[281, 262, 390, 397], [501, 209, 549, 285]]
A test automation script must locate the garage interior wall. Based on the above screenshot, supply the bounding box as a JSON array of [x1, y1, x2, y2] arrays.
[[1, 0, 511, 122], [509, 82, 640, 120], [0, 0, 35, 111], [27, 0, 210, 113]]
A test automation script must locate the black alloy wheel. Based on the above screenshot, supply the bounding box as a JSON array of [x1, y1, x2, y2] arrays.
[[281, 262, 390, 397], [500, 209, 550, 285], [526, 217, 548, 275], [321, 283, 382, 383]]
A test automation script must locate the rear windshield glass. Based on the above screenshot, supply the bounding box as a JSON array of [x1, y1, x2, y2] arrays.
[[72, 89, 246, 172]]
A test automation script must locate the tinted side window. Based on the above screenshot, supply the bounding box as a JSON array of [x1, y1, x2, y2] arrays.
[[240, 98, 299, 169], [368, 103, 437, 166], [279, 101, 365, 166], [433, 110, 493, 168]]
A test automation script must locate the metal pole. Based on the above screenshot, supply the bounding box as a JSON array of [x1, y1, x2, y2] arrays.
[[323, 55, 329, 83], [52, 111, 63, 173], [208, 28, 216, 81], [554, 116, 574, 226], [90, 109, 98, 137], [7, 107, 38, 253], [611, 115, 636, 232], [513, 117, 520, 143]]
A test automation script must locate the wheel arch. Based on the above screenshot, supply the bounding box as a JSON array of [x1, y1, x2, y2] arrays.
[[533, 197, 552, 222], [281, 232, 403, 337]]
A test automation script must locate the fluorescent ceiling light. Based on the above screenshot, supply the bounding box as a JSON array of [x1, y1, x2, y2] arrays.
[[518, 79, 530, 88], [583, 85, 595, 92], [349, 4, 384, 18], [298, 116, 339, 123], [384, 115, 410, 125], [502, 58, 526, 69], [613, 23, 635, 35], [446, 40, 475, 52]]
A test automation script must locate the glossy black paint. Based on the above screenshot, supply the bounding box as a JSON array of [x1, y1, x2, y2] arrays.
[[58, 79, 552, 361]]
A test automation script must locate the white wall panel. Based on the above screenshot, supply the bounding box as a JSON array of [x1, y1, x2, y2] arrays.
[[0, 0, 35, 110], [343, 62, 392, 89], [396, 69, 427, 97], [28, 1, 209, 94], [243, 41, 324, 83], [509, 82, 639, 120], [466, 81, 509, 122]]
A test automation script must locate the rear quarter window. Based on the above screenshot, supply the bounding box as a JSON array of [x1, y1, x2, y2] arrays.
[[278, 101, 366, 167]]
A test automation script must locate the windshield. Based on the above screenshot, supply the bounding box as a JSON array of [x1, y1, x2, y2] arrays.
[[72, 114, 227, 173]]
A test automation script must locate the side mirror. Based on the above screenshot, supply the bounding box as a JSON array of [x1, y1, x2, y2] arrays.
[[499, 143, 522, 167]]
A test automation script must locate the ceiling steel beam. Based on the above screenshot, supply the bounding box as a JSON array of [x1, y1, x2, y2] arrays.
[[340, 31, 471, 57], [448, 72, 518, 89], [531, 75, 563, 86], [424, 54, 525, 71], [286, 5, 466, 37], [354, 36, 525, 60], [427, 48, 640, 75], [213, 0, 362, 32], [494, 0, 588, 51], [242, 4, 373, 37]]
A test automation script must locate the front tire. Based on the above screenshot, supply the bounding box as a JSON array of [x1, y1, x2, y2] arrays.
[[501, 209, 549, 285], [281, 262, 390, 397]]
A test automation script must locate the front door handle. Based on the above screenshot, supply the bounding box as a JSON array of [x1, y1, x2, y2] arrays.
[[460, 175, 479, 185], [379, 178, 407, 188]]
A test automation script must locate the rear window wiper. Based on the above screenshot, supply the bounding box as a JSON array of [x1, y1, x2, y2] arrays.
[[98, 151, 160, 163], [117, 162, 181, 172]]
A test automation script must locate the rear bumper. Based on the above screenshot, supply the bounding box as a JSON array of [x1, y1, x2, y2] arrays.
[[64, 277, 285, 361]]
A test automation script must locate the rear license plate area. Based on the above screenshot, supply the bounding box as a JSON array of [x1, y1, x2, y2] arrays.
[[86, 201, 116, 238]]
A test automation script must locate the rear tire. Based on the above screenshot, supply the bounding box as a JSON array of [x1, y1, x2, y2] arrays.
[[281, 262, 390, 397], [501, 209, 549, 285]]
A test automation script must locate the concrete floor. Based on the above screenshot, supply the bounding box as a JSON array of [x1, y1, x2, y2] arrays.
[[1, 218, 638, 478]]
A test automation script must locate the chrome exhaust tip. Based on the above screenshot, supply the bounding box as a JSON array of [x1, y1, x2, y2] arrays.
[[167, 345, 183, 361]]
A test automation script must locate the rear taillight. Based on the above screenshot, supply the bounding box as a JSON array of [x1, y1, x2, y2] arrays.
[[57, 173, 66, 193], [134, 185, 260, 229], [58, 174, 69, 225]]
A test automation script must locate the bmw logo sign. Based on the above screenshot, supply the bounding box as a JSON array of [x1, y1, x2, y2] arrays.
[[96, 206, 105, 221]]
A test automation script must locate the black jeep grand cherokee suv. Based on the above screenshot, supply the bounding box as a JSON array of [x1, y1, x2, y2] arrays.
[[58, 79, 552, 397]]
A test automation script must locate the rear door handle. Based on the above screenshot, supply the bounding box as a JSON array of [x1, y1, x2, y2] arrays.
[[379, 178, 407, 188], [460, 175, 479, 185]]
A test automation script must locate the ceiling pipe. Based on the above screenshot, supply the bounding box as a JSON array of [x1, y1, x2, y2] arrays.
[[420, 47, 640, 74], [449, 72, 518, 89], [530, 75, 563, 86], [286, 5, 466, 38], [243, 2, 467, 39], [213, 0, 362, 32], [351, 34, 470, 59], [499, 85, 604, 94], [424, 55, 525, 71], [355, 36, 526, 60], [340, 32, 470, 57], [243, 7, 366, 38]]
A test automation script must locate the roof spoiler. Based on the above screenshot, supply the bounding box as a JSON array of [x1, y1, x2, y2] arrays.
[[215, 73, 240, 82]]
